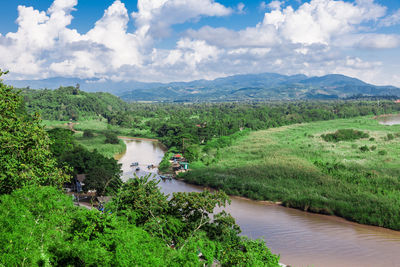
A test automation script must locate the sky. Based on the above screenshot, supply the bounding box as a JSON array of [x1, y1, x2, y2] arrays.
[[0, 0, 399, 86]]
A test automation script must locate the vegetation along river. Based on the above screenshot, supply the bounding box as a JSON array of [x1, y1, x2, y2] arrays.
[[117, 138, 400, 267]]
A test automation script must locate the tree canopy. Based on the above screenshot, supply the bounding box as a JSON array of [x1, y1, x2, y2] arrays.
[[0, 72, 69, 194]]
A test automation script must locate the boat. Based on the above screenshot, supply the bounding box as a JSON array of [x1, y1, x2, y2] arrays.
[[130, 162, 139, 167], [160, 175, 172, 181], [135, 167, 140, 171]]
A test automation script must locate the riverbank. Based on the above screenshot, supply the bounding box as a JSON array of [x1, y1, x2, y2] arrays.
[[116, 137, 400, 267], [181, 115, 400, 230]]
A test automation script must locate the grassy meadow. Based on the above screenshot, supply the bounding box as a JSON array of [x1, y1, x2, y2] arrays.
[[182, 116, 400, 230], [42, 119, 127, 158]]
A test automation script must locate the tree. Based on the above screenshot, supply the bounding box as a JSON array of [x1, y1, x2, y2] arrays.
[[47, 128, 75, 157], [0, 72, 70, 194], [83, 129, 94, 138], [105, 132, 119, 144]]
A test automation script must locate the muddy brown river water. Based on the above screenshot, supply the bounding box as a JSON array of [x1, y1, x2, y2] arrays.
[[117, 138, 400, 267]]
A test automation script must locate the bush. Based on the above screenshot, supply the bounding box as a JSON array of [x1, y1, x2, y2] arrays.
[[386, 133, 394, 141], [83, 129, 94, 138], [370, 145, 377, 151], [369, 137, 375, 141], [105, 132, 119, 144], [378, 150, 387, 156], [321, 129, 369, 142], [359, 145, 370, 152]]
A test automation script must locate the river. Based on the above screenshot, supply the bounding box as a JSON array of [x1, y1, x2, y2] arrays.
[[378, 113, 400, 126], [117, 138, 400, 267]]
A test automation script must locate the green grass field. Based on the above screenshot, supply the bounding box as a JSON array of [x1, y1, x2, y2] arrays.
[[183, 116, 400, 230], [42, 119, 127, 158]]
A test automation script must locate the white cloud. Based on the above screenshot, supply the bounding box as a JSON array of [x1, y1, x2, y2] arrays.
[[379, 9, 400, 27], [268, 1, 283, 11], [356, 34, 400, 49], [259, 2, 267, 11], [237, 3, 245, 14], [132, 0, 232, 38], [0, 0, 399, 87]]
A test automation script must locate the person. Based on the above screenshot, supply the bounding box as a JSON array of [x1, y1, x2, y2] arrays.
[[98, 202, 104, 212]]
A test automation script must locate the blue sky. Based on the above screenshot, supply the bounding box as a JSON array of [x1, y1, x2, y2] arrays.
[[0, 0, 399, 86]]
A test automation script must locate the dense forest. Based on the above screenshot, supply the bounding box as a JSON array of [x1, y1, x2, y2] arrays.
[[1, 74, 281, 265]]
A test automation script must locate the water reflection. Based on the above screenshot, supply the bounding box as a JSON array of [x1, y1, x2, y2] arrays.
[[378, 114, 400, 125], [118, 138, 400, 267]]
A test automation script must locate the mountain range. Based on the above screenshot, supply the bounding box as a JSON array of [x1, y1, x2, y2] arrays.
[[6, 73, 400, 102]]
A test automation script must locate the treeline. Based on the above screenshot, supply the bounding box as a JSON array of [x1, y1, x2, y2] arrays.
[[128, 100, 400, 151]]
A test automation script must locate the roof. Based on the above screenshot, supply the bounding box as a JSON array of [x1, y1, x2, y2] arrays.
[[97, 196, 112, 203], [76, 174, 86, 182], [174, 154, 182, 158]]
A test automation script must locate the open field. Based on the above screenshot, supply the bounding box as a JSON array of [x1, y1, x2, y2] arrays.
[[183, 116, 400, 230], [42, 119, 127, 158]]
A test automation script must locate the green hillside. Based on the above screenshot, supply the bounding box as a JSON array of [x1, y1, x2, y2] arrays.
[[19, 86, 130, 121], [182, 116, 400, 230]]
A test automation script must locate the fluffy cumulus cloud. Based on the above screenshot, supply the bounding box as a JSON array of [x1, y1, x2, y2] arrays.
[[1, 0, 400, 86]]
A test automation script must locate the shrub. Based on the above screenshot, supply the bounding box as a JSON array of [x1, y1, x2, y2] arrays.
[[378, 150, 387, 156], [370, 145, 377, 151], [321, 129, 369, 142], [387, 133, 394, 141], [83, 129, 94, 138], [359, 145, 369, 152], [105, 132, 119, 144], [369, 137, 375, 141]]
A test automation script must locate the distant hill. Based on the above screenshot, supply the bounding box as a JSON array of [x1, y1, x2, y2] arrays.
[[7, 73, 400, 102]]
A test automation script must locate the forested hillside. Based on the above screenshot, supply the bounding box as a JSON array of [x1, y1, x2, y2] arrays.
[[8, 72, 400, 102], [19, 86, 131, 122]]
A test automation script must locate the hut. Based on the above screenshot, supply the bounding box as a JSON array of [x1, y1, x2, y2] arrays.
[[179, 162, 189, 170]]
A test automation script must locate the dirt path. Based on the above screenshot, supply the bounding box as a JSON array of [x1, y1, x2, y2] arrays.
[[65, 122, 79, 132]]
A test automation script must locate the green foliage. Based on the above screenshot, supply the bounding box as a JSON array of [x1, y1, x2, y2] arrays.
[[158, 152, 173, 173], [0, 186, 203, 266], [113, 174, 169, 224], [109, 175, 280, 265], [20, 86, 130, 122], [60, 145, 122, 195], [0, 76, 69, 194], [359, 145, 370, 152], [321, 129, 369, 142], [83, 129, 94, 138], [184, 144, 201, 162], [46, 126, 122, 195], [386, 133, 394, 141], [378, 150, 387, 155], [105, 131, 119, 144], [47, 128, 75, 157]]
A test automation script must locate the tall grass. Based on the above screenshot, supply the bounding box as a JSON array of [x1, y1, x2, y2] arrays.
[[182, 116, 400, 230]]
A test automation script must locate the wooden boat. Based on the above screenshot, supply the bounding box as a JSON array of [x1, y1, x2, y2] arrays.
[[135, 167, 140, 171], [160, 175, 172, 181], [130, 162, 139, 167]]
